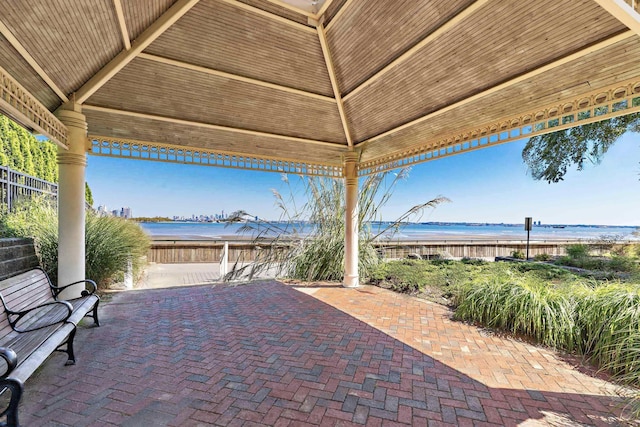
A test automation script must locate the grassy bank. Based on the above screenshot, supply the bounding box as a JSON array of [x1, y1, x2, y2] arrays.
[[369, 258, 640, 418]]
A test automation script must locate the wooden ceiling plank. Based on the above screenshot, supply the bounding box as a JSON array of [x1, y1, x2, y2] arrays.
[[317, 23, 353, 147], [357, 30, 637, 147], [220, 0, 316, 33], [83, 104, 346, 149], [75, 0, 200, 104], [593, 0, 640, 35], [113, 0, 131, 50], [138, 52, 335, 102], [0, 19, 68, 102], [343, 0, 490, 102]]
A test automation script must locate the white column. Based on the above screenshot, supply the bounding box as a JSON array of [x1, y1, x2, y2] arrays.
[[56, 104, 88, 298], [343, 152, 359, 288]]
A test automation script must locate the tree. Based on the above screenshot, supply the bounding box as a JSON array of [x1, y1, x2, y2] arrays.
[[0, 114, 92, 201], [522, 111, 640, 183], [85, 182, 94, 207]]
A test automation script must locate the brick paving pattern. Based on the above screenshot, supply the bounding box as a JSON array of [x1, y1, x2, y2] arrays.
[[17, 281, 631, 426]]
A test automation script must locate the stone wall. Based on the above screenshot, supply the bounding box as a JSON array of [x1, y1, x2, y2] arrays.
[[0, 238, 39, 280]]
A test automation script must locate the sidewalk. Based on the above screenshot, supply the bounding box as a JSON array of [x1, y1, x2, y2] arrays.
[[135, 263, 222, 289]]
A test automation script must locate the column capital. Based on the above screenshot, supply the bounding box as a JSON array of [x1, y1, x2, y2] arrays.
[[57, 152, 87, 167], [56, 108, 87, 132], [344, 150, 360, 185], [343, 151, 360, 164]]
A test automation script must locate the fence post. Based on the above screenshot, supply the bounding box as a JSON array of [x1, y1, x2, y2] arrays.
[[124, 257, 133, 289], [220, 241, 229, 279]]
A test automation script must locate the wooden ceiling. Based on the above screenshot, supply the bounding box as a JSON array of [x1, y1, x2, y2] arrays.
[[1, 0, 640, 175]]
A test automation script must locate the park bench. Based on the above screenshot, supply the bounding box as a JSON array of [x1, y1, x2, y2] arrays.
[[0, 267, 100, 427]]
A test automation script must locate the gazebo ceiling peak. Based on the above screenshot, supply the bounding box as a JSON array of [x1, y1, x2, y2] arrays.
[[1, 0, 640, 176]]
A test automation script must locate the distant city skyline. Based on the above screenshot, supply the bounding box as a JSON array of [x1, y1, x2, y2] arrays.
[[86, 133, 640, 226]]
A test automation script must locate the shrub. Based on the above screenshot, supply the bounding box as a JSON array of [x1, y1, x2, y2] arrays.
[[370, 259, 429, 293], [566, 243, 590, 259], [533, 253, 551, 261], [511, 250, 525, 259], [0, 196, 149, 288], [608, 256, 637, 273]]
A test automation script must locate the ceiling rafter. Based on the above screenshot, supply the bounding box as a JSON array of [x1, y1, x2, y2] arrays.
[[342, 0, 490, 102], [357, 30, 636, 148], [221, 0, 316, 33], [324, 0, 353, 31], [316, 22, 353, 147], [113, 0, 131, 50], [138, 53, 336, 102], [83, 105, 347, 149], [263, 0, 317, 18], [0, 19, 68, 102], [74, 0, 200, 104], [315, 0, 335, 20], [593, 0, 640, 36]]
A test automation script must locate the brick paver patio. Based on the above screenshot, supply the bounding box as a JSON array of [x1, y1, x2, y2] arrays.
[[18, 281, 631, 426]]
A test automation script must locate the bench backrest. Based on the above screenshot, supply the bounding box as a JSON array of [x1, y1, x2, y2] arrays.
[[0, 268, 55, 340]]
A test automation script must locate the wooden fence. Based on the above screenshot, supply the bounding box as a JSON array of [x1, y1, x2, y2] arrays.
[[147, 239, 583, 264]]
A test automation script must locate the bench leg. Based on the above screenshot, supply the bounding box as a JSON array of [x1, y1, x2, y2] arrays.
[[0, 378, 23, 427], [91, 300, 100, 327], [56, 327, 76, 366]]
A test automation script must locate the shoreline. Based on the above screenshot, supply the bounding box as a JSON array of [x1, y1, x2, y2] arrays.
[[147, 233, 613, 243]]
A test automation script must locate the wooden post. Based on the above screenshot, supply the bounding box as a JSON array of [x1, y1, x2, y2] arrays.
[[220, 241, 229, 279]]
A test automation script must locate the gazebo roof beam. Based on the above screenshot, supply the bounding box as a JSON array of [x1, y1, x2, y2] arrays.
[[342, 0, 490, 102], [263, 0, 317, 18], [219, 0, 316, 33], [315, 0, 335, 20], [113, 0, 131, 50], [0, 20, 68, 102], [593, 0, 640, 36], [324, 0, 353, 31], [358, 30, 637, 147], [74, 0, 200, 104], [138, 53, 336, 102], [317, 22, 353, 147], [83, 105, 346, 149]]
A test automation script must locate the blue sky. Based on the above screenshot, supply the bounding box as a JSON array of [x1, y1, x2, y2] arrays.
[[86, 133, 640, 226]]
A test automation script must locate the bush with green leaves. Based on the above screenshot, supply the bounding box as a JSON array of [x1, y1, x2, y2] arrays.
[[533, 253, 551, 261], [566, 243, 591, 259], [510, 250, 525, 259], [0, 196, 149, 288]]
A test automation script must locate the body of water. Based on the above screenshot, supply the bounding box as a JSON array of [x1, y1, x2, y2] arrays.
[[140, 221, 639, 241]]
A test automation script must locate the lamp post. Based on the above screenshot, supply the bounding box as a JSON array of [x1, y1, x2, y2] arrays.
[[524, 217, 533, 260]]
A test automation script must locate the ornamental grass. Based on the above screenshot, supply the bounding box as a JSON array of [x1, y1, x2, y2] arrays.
[[0, 195, 149, 288]]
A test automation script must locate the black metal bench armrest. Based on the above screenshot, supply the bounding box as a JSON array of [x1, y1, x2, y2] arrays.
[[0, 347, 17, 378], [5, 300, 73, 333], [51, 279, 98, 298]]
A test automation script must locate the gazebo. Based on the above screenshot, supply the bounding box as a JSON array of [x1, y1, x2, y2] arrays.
[[1, 0, 639, 294]]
